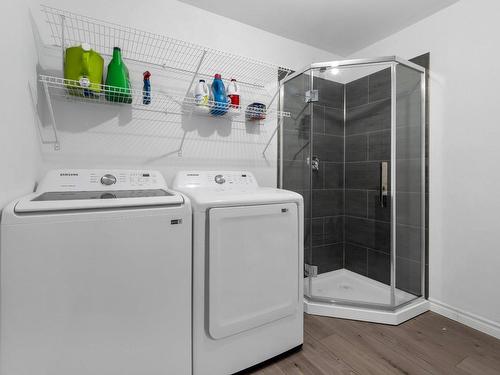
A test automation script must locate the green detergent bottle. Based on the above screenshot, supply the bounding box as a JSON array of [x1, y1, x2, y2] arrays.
[[105, 47, 132, 103]]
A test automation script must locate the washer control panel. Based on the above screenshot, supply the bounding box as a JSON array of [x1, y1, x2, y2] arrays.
[[173, 171, 258, 190], [36, 169, 167, 192]]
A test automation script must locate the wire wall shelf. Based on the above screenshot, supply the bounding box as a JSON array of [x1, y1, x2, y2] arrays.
[[39, 6, 292, 152], [40, 75, 290, 118], [41, 5, 292, 89]]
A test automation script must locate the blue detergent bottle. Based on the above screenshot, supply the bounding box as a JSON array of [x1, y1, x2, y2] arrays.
[[143, 71, 151, 105], [210, 74, 229, 116]]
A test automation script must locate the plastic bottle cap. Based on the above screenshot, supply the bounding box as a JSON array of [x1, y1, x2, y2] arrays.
[[199, 79, 205, 82], [81, 43, 91, 51], [143, 71, 151, 79], [214, 74, 221, 79], [231, 78, 236, 81]]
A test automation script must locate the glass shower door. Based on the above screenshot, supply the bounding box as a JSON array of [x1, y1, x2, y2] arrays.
[[394, 64, 426, 303], [279, 70, 313, 296]]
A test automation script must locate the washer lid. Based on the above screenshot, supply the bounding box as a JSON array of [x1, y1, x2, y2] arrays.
[[179, 187, 301, 209], [14, 169, 184, 213], [14, 190, 184, 213]]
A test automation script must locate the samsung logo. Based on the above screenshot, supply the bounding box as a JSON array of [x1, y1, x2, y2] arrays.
[[60, 173, 79, 176]]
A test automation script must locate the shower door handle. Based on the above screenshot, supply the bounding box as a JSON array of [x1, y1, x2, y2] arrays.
[[380, 162, 388, 208]]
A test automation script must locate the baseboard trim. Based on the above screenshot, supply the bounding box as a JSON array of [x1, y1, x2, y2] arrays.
[[429, 299, 500, 340]]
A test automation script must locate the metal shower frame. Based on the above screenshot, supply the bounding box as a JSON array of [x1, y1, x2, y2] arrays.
[[278, 56, 426, 312]]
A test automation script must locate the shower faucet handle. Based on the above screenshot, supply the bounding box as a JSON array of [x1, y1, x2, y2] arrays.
[[311, 156, 320, 172]]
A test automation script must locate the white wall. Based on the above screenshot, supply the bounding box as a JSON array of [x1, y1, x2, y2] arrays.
[[350, 0, 500, 336], [28, 0, 339, 187], [0, 0, 41, 208]]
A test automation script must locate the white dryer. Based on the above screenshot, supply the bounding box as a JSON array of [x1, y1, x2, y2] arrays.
[[173, 171, 303, 375], [1, 169, 192, 375]]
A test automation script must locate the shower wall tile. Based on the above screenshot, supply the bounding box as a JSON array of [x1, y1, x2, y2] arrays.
[[313, 104, 325, 134], [317, 77, 344, 109], [282, 130, 310, 161], [313, 243, 344, 274], [308, 215, 344, 251], [368, 130, 391, 160], [345, 134, 368, 162], [311, 166, 324, 190], [312, 218, 324, 247], [367, 250, 391, 285], [367, 190, 391, 222], [345, 161, 380, 190], [283, 109, 311, 133], [282, 160, 309, 190], [324, 107, 344, 136], [346, 99, 391, 135], [324, 216, 344, 245], [345, 189, 367, 218], [314, 134, 344, 162], [324, 162, 344, 189], [369, 68, 391, 102], [312, 189, 344, 218], [346, 76, 369, 108], [345, 217, 390, 254], [345, 243, 368, 276]]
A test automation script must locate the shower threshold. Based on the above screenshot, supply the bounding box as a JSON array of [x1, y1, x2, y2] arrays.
[[304, 269, 429, 325]]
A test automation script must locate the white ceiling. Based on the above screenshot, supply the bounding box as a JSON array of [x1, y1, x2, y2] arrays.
[[178, 0, 459, 56]]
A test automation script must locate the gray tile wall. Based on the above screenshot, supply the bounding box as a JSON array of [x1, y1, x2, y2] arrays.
[[344, 68, 392, 285]]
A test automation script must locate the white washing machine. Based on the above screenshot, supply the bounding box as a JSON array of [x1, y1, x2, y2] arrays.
[[1, 169, 192, 375], [173, 171, 304, 375]]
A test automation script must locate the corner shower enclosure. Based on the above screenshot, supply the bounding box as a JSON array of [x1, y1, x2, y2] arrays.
[[279, 57, 428, 324]]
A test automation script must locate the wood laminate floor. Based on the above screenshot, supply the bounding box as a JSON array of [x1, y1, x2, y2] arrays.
[[247, 312, 500, 375]]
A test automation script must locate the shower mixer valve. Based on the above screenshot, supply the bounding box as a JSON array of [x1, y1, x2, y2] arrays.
[[311, 156, 320, 172]]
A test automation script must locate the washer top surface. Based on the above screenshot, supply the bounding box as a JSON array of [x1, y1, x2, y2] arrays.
[[15, 169, 184, 213], [173, 170, 302, 209]]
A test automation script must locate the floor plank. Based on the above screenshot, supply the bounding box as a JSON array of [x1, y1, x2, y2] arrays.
[[456, 355, 500, 375], [251, 312, 500, 375]]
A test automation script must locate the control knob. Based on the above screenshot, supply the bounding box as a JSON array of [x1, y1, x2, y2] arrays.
[[214, 174, 226, 184], [100, 174, 117, 185]]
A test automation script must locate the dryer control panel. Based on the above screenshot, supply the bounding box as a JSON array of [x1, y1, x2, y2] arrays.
[[36, 169, 167, 192], [173, 171, 259, 190]]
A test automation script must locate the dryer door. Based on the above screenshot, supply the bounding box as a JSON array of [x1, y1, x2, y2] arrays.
[[208, 203, 299, 339]]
